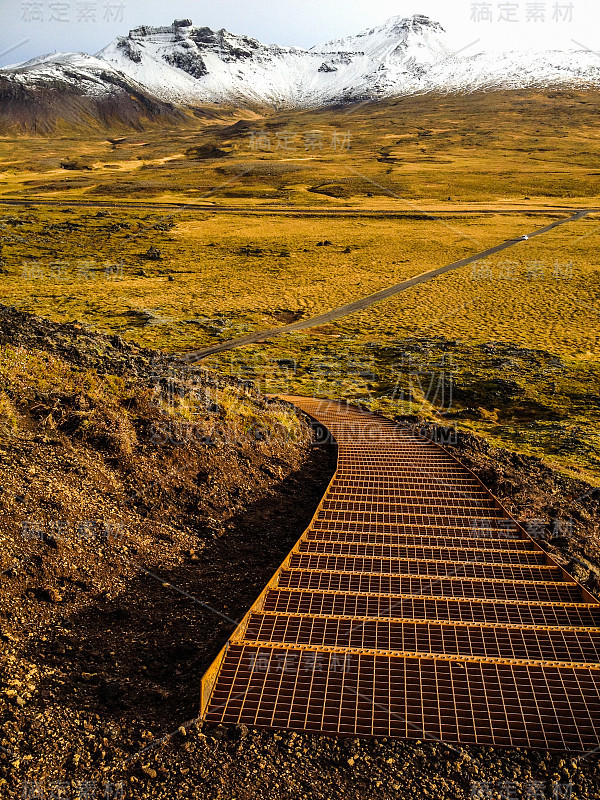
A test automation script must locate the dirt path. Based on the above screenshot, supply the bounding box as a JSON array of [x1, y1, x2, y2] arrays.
[[0, 197, 595, 216]]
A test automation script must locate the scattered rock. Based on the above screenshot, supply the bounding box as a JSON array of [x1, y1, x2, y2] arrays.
[[143, 247, 162, 261]]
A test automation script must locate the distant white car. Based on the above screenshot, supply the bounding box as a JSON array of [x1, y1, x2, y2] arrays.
[[520, 235, 530, 241]]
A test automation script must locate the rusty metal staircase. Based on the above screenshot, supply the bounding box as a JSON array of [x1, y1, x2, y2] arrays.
[[199, 398, 600, 751]]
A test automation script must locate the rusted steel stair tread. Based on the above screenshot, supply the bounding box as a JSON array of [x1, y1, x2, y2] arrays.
[[204, 644, 600, 751], [328, 493, 495, 504], [317, 512, 509, 524], [298, 542, 547, 564], [324, 496, 501, 510], [325, 487, 497, 496], [239, 639, 600, 672], [320, 503, 505, 516], [263, 590, 600, 628], [277, 570, 583, 603], [331, 479, 489, 490], [316, 513, 512, 526], [248, 608, 600, 633], [335, 466, 471, 471], [305, 531, 536, 549], [335, 467, 481, 473], [310, 521, 522, 537], [321, 497, 502, 506], [332, 478, 488, 485], [287, 554, 560, 581], [243, 612, 600, 665]]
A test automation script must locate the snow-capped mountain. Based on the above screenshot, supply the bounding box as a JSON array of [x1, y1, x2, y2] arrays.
[[3, 51, 145, 96], [2, 14, 600, 119], [93, 15, 473, 106], [93, 14, 600, 104], [0, 49, 185, 133]]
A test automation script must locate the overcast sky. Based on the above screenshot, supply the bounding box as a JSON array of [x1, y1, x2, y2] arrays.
[[0, 0, 594, 67]]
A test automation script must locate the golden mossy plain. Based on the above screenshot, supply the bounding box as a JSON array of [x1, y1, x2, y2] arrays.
[[0, 90, 599, 481]]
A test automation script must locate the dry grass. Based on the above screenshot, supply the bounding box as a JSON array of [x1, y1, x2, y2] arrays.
[[3, 90, 600, 205], [0, 346, 141, 456], [0, 389, 18, 432], [1, 209, 598, 359]]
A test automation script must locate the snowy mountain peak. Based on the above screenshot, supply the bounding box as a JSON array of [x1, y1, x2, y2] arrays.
[[105, 20, 293, 67], [314, 14, 445, 51], [370, 14, 445, 36], [310, 13, 451, 75]]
